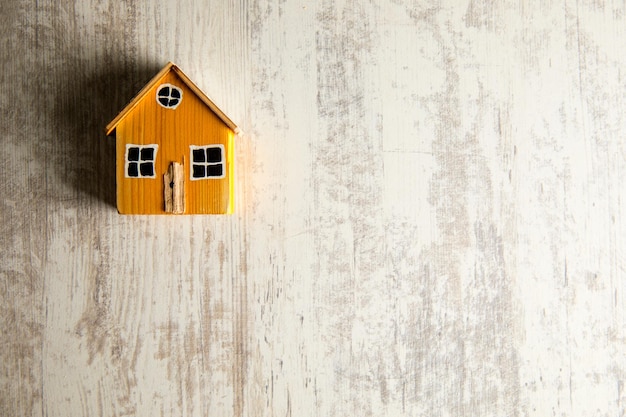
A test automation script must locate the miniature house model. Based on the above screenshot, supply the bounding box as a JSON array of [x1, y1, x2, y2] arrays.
[[105, 62, 239, 214]]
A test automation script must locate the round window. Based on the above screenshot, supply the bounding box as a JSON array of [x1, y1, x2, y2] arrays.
[[156, 84, 182, 109]]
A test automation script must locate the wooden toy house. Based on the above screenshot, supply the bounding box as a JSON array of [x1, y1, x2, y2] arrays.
[[105, 62, 239, 214]]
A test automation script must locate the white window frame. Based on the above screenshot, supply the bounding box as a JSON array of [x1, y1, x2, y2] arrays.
[[156, 83, 183, 109], [125, 144, 158, 179], [190, 144, 226, 180]]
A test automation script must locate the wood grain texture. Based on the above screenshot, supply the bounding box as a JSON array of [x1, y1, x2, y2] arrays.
[[112, 67, 235, 214], [1, 0, 624, 416]]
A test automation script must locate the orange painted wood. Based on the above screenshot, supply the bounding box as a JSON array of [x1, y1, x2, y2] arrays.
[[106, 63, 237, 214]]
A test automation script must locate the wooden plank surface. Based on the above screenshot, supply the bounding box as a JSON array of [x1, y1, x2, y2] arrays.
[[1, 0, 625, 416]]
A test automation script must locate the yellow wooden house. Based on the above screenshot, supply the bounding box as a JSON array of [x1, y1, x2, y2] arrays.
[[105, 62, 239, 214]]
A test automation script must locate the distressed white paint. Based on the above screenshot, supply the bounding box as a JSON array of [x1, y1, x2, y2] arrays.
[[1, 0, 625, 416]]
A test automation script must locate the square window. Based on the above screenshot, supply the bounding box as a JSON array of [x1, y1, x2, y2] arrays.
[[140, 163, 154, 177], [141, 147, 154, 161], [207, 164, 223, 177], [125, 144, 158, 178], [192, 149, 206, 163], [127, 147, 140, 161], [206, 147, 222, 163], [190, 145, 225, 180], [192, 165, 206, 178], [127, 163, 139, 177]]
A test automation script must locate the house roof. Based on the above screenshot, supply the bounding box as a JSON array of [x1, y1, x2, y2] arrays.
[[105, 62, 240, 136]]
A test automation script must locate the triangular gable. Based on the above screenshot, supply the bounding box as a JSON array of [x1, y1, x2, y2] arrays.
[[105, 62, 239, 135]]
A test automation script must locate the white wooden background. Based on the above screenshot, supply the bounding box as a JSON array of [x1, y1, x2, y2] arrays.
[[1, 0, 625, 416]]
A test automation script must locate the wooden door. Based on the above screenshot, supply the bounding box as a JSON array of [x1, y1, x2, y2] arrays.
[[163, 161, 184, 214]]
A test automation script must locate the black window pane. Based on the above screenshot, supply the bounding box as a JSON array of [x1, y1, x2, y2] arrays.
[[139, 162, 154, 177], [207, 164, 223, 177], [192, 149, 205, 162], [158, 96, 170, 106], [127, 147, 139, 161], [171, 88, 181, 99], [158, 86, 170, 97], [192, 165, 205, 178], [127, 162, 138, 177], [206, 147, 222, 162], [168, 98, 179, 107], [141, 147, 154, 160]]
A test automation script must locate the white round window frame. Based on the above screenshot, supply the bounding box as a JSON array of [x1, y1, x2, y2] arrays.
[[156, 83, 183, 109]]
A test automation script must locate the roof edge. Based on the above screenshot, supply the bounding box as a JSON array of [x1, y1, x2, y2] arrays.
[[169, 65, 240, 133], [105, 62, 240, 136]]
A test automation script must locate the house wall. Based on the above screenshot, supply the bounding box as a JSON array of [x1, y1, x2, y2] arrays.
[[116, 71, 233, 214], [2, 1, 626, 417]]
